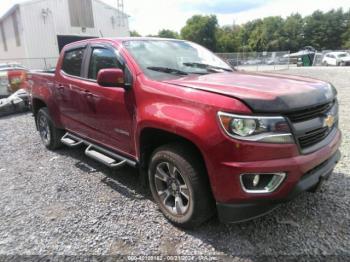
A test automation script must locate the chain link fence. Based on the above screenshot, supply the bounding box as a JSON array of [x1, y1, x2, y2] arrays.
[[216, 51, 291, 71], [0, 57, 58, 71], [1, 50, 350, 72]]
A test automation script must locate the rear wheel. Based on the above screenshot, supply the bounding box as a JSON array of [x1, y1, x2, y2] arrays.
[[36, 107, 64, 150], [148, 143, 215, 228]]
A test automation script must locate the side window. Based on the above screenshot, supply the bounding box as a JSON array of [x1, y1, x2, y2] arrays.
[[62, 48, 85, 77], [88, 48, 122, 80]]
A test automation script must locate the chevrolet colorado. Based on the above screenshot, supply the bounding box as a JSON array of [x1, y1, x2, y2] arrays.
[[29, 38, 341, 228]]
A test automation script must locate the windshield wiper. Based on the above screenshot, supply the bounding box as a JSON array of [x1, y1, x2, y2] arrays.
[[147, 66, 188, 75], [183, 62, 232, 72]]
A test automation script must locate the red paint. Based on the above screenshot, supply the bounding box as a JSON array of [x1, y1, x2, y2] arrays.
[[97, 68, 124, 87], [29, 38, 342, 205]]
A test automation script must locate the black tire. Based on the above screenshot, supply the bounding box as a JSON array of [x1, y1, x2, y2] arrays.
[[36, 107, 64, 150], [148, 143, 215, 228]]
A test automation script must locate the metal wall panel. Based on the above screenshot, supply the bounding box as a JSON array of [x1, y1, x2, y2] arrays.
[[0, 8, 26, 60], [68, 0, 94, 28], [0, 0, 130, 66]]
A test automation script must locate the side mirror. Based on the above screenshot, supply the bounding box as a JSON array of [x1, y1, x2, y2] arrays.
[[97, 68, 125, 88]]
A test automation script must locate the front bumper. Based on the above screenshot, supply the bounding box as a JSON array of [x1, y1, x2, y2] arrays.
[[217, 150, 341, 223]]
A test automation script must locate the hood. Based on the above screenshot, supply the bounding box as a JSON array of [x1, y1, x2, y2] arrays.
[[164, 72, 336, 113]]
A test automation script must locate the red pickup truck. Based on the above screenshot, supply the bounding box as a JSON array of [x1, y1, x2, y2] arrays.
[[29, 38, 341, 228]]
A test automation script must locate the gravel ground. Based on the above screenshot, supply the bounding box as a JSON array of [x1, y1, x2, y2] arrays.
[[0, 67, 349, 261]]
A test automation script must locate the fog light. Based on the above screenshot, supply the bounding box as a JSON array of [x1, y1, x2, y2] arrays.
[[240, 173, 286, 193]]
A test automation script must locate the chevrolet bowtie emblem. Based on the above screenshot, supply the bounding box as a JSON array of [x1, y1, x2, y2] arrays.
[[324, 114, 335, 128]]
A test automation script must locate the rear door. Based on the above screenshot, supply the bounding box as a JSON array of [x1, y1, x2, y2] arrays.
[[56, 45, 91, 135], [79, 44, 135, 156]]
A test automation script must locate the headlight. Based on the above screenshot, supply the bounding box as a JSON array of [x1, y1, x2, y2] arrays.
[[218, 112, 294, 143]]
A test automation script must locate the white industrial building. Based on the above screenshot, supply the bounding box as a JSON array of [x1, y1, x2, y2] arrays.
[[0, 0, 130, 69]]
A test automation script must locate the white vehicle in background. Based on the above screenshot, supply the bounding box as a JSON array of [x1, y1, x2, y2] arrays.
[[322, 52, 350, 66]]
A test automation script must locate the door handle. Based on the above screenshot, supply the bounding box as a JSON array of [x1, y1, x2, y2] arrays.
[[83, 90, 93, 97], [82, 90, 99, 99]]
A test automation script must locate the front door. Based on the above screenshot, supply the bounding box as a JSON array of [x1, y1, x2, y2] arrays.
[[80, 45, 135, 157]]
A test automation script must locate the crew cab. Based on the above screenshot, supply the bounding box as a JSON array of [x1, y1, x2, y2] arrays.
[[29, 38, 341, 228]]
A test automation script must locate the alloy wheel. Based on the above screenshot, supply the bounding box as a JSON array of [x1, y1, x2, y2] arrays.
[[38, 114, 51, 145], [154, 162, 191, 216]]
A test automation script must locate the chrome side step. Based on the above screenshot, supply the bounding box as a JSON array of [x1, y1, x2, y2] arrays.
[[85, 145, 127, 168], [61, 133, 83, 147], [61, 132, 137, 169]]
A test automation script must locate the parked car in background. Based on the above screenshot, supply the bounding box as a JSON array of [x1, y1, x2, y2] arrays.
[[0, 70, 9, 98], [244, 59, 262, 65], [29, 38, 341, 228], [266, 57, 289, 65], [226, 59, 241, 67], [322, 52, 350, 66], [0, 63, 28, 96]]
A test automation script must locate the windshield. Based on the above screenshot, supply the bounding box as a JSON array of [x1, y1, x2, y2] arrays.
[[123, 39, 232, 79], [337, 53, 349, 58]]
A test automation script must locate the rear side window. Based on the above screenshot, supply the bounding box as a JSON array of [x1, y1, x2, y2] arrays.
[[62, 48, 85, 77], [88, 48, 122, 80]]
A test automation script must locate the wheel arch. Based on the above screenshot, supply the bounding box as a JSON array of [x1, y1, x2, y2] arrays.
[[138, 127, 208, 180], [32, 98, 47, 117], [32, 98, 48, 129]]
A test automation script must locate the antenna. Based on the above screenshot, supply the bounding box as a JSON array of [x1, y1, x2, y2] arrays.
[[117, 0, 125, 27]]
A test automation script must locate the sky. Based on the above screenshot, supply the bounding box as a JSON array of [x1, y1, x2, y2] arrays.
[[1, 0, 350, 35]]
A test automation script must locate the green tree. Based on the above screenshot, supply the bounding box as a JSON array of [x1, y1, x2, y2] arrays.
[[342, 27, 350, 49], [237, 19, 263, 52], [341, 9, 350, 49], [303, 9, 346, 50], [261, 16, 286, 51], [282, 14, 305, 51], [131, 9, 349, 52], [181, 15, 218, 50], [158, 29, 179, 39], [245, 19, 264, 51], [130, 30, 141, 37], [216, 25, 241, 52]]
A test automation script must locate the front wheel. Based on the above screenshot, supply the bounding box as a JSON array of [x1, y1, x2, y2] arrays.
[[36, 107, 64, 150], [148, 144, 215, 228]]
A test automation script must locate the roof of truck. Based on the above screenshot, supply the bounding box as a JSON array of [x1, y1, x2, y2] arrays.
[[64, 37, 185, 49]]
